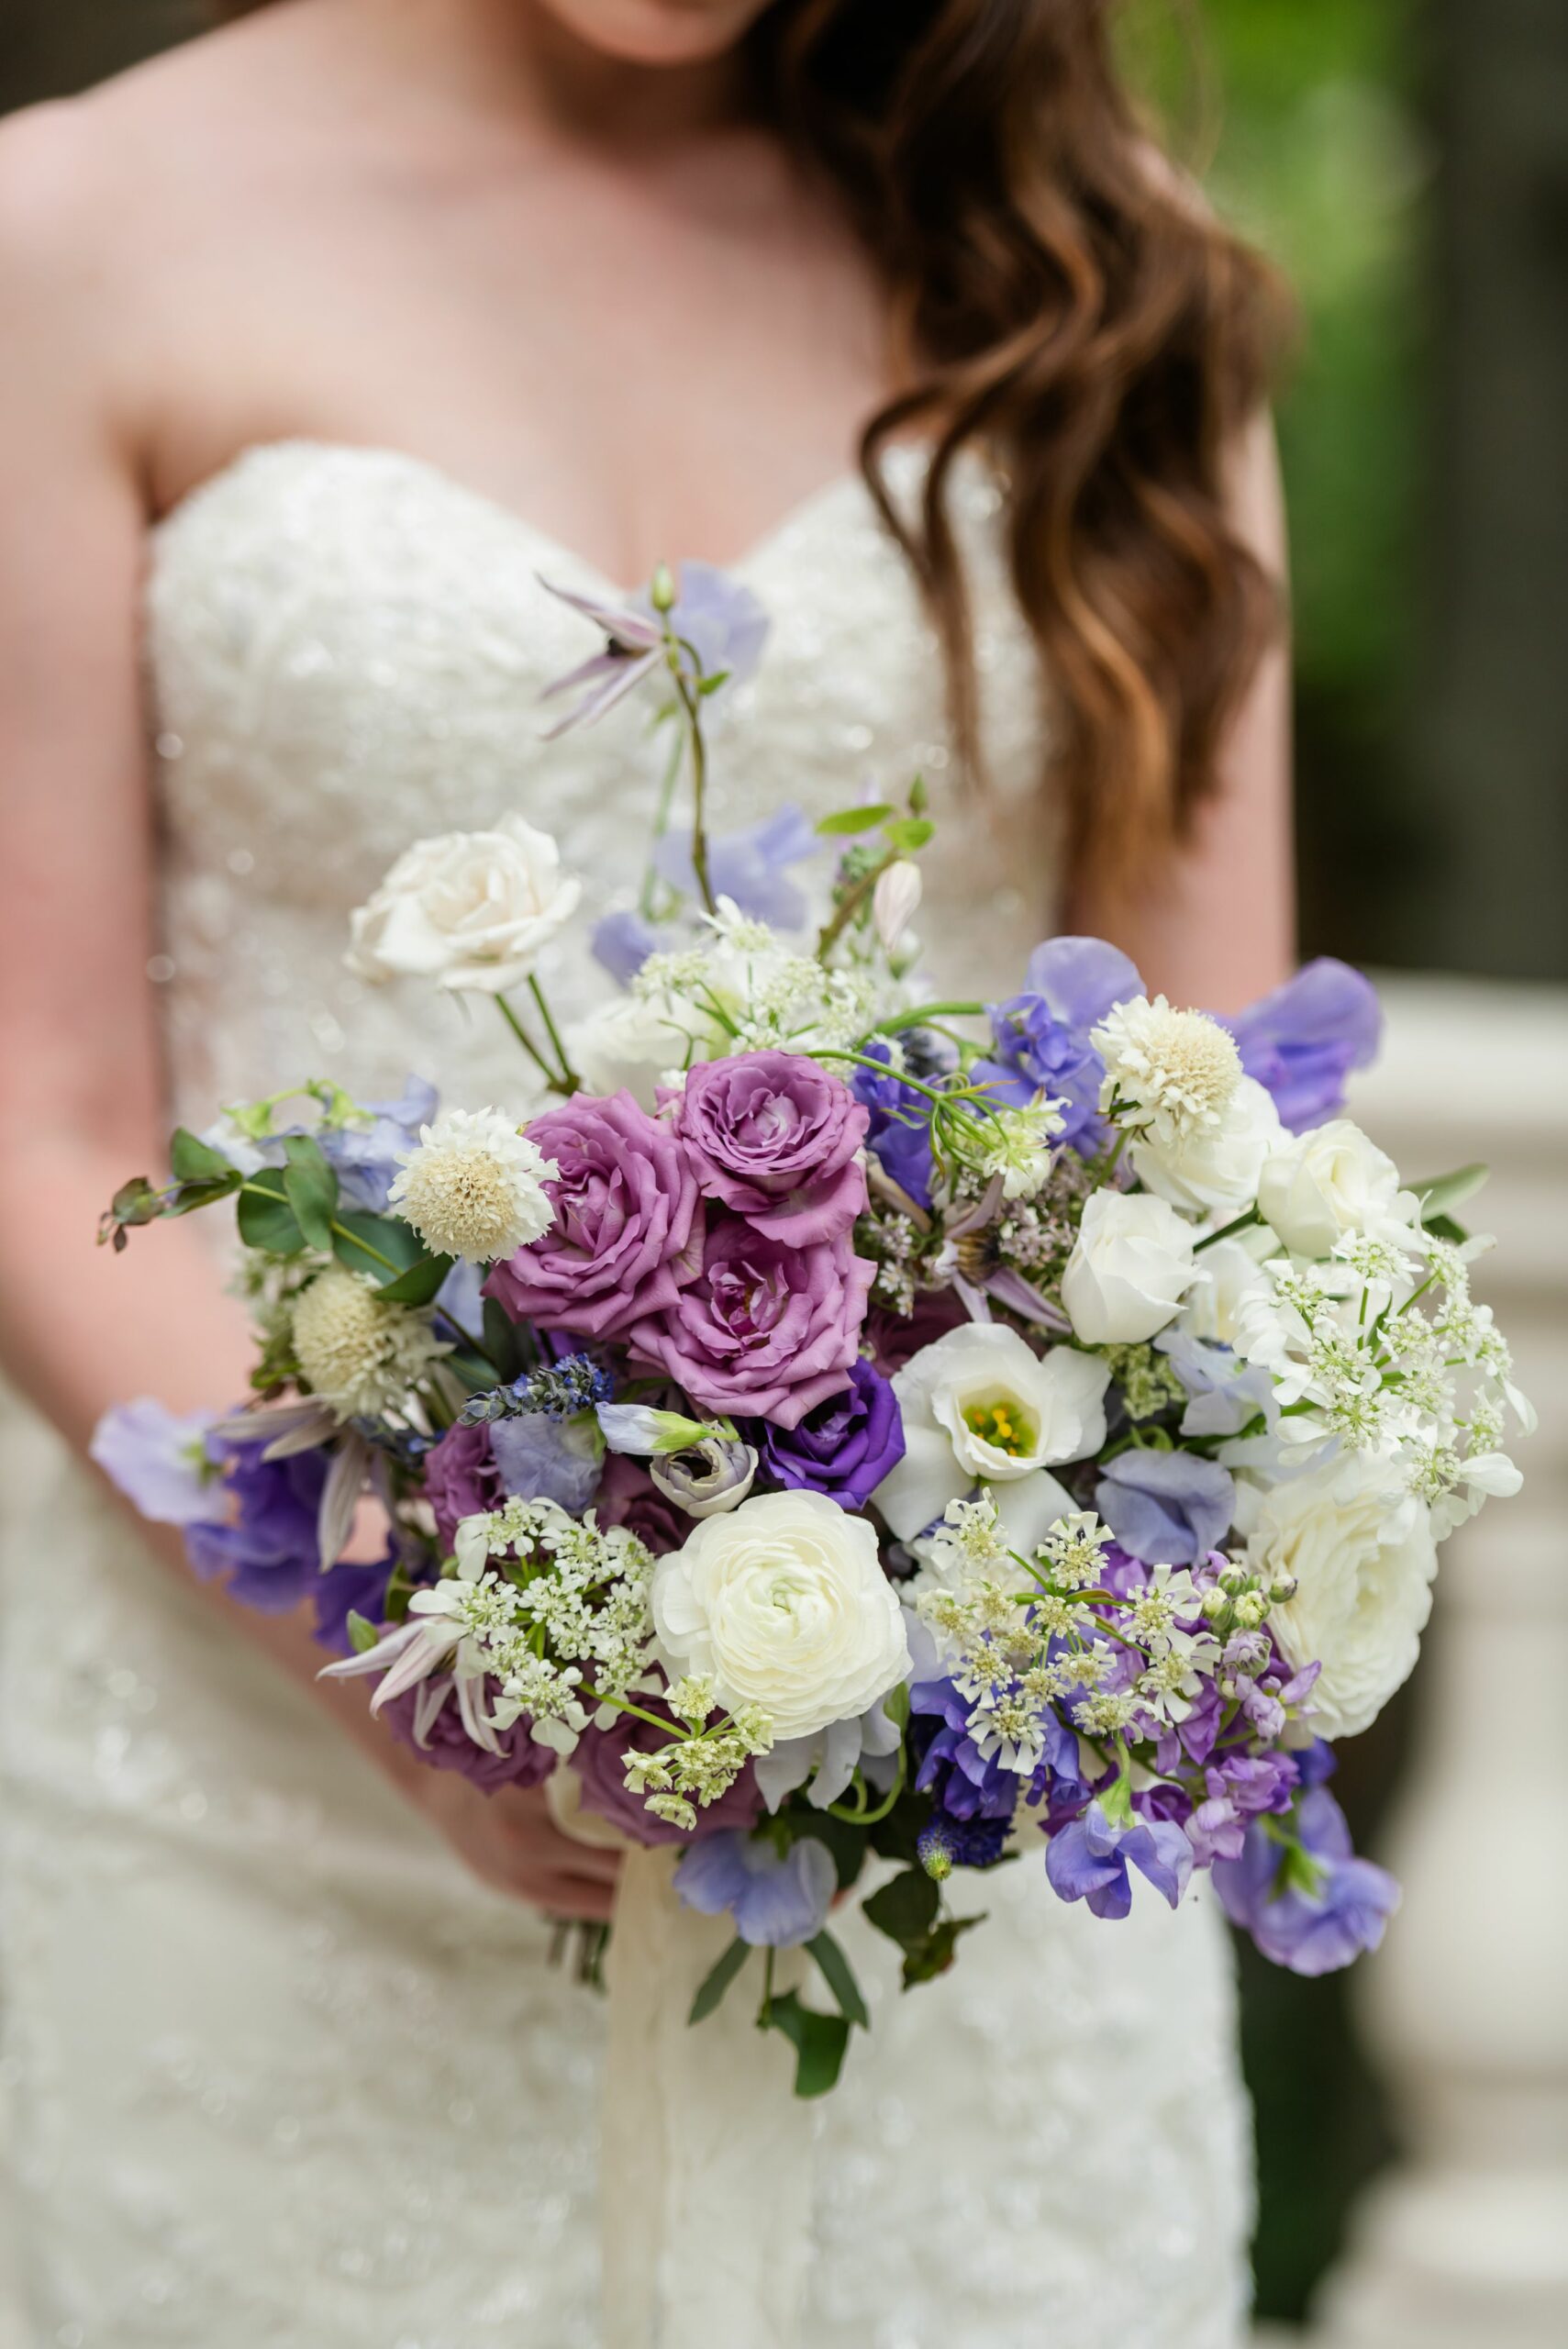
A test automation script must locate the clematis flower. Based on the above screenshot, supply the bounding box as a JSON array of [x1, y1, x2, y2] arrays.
[[1044, 1799, 1193, 1920], [539, 562, 768, 738]]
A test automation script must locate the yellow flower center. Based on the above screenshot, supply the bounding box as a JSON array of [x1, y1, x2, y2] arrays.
[[962, 1394, 1038, 1457]]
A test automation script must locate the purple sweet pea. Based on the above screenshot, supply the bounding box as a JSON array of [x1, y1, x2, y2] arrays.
[[572, 1711, 762, 1847], [1096, 1450, 1236, 1566], [909, 1677, 1021, 1834], [1214, 1786, 1400, 1974], [312, 1553, 399, 1656], [183, 1440, 331, 1615], [664, 1052, 869, 1246], [655, 805, 818, 931], [317, 1078, 438, 1212], [1044, 1799, 1194, 1920], [1186, 1750, 1300, 1866], [973, 936, 1142, 1153], [1224, 958, 1382, 1133], [674, 1829, 837, 1946], [628, 1214, 874, 1431], [851, 1040, 938, 1209], [90, 1398, 222, 1525], [382, 1675, 558, 1795], [751, 1357, 906, 1510], [484, 1089, 704, 1341], [487, 1412, 604, 1517], [592, 907, 663, 987]]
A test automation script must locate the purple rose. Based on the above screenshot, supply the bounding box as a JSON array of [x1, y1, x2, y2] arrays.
[[628, 1213, 874, 1431], [1224, 959, 1382, 1134], [485, 1089, 703, 1341], [595, 1453, 689, 1555], [973, 936, 1142, 1153], [382, 1676, 558, 1796], [1095, 1450, 1236, 1566], [571, 1709, 763, 1847], [751, 1358, 905, 1509], [664, 1052, 869, 1246], [424, 1422, 506, 1553], [183, 1440, 329, 1615], [1214, 1785, 1400, 1974]]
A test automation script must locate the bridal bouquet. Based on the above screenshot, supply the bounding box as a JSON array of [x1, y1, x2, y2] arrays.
[[96, 562, 1529, 2097]]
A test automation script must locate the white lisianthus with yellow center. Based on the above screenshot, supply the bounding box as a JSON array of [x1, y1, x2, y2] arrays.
[[873, 1322, 1110, 1551], [651, 1489, 909, 1742], [389, 1107, 559, 1263]]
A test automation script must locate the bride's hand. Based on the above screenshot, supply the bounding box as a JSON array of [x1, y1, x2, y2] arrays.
[[403, 1769, 622, 1923]]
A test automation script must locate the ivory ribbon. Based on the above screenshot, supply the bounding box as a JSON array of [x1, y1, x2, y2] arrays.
[[599, 1845, 817, 2349]]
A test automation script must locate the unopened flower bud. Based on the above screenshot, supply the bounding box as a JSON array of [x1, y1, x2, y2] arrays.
[[650, 1436, 758, 1519], [1200, 1588, 1229, 1621], [873, 859, 923, 957], [1219, 1564, 1251, 1598], [917, 1826, 954, 1883], [1270, 1573, 1298, 1604], [1233, 1592, 1267, 1631], [649, 562, 677, 615]]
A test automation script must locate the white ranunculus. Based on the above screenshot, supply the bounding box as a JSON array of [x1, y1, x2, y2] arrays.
[[1131, 1074, 1283, 1217], [346, 814, 581, 995], [651, 1489, 909, 1742], [872, 1322, 1110, 1542], [1257, 1118, 1418, 1257], [1061, 1189, 1198, 1345], [1244, 1454, 1438, 1739], [565, 993, 717, 1110]]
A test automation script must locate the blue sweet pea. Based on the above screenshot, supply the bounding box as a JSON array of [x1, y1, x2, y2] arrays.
[[851, 1039, 938, 1208], [90, 1398, 222, 1525], [312, 1552, 399, 1656], [317, 1077, 439, 1212], [1213, 1786, 1400, 1975], [973, 936, 1142, 1152], [183, 1440, 331, 1615], [1045, 1800, 1194, 1920], [674, 1831, 837, 1947], [487, 1411, 605, 1516], [1095, 1450, 1235, 1566], [656, 804, 818, 931], [591, 907, 663, 987], [1224, 958, 1381, 1134]]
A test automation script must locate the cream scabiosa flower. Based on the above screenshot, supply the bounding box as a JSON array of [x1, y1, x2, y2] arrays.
[[290, 1264, 448, 1419], [388, 1108, 559, 1264], [1093, 995, 1243, 1143], [652, 1489, 909, 1742], [873, 1322, 1110, 1550], [346, 814, 580, 995]]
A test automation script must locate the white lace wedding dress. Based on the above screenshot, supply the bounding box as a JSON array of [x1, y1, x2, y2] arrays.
[[0, 441, 1252, 2347]]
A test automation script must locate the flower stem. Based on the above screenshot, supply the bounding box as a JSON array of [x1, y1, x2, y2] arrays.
[[816, 850, 893, 963], [670, 662, 717, 916], [495, 994, 572, 1097], [873, 1001, 985, 1035], [527, 974, 581, 1095], [1195, 1208, 1262, 1253]]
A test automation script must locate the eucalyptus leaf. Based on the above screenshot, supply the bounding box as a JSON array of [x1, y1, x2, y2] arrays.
[[806, 1930, 869, 2031], [330, 1209, 425, 1283], [281, 1134, 340, 1252], [170, 1126, 236, 1184], [376, 1252, 454, 1308], [237, 1169, 306, 1257], [816, 804, 894, 837], [688, 1933, 751, 2025]]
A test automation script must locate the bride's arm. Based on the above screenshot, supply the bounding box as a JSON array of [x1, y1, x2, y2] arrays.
[[1069, 409, 1296, 1009], [0, 111, 617, 1921]]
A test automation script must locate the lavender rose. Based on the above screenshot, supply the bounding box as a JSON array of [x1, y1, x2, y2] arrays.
[[484, 1089, 702, 1341], [750, 1357, 905, 1509], [664, 1051, 869, 1245], [628, 1213, 874, 1431], [570, 1708, 762, 1846]]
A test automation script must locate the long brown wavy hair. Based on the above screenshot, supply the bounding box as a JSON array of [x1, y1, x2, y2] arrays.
[[216, 0, 1287, 899]]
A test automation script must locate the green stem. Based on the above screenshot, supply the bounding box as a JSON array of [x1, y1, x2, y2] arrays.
[[671, 664, 717, 916], [874, 1001, 984, 1035], [1195, 1208, 1262, 1253], [816, 850, 893, 963], [495, 994, 570, 1096], [639, 721, 687, 918], [528, 974, 581, 1094]]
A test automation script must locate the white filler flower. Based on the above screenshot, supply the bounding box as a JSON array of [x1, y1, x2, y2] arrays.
[[346, 813, 581, 994], [1061, 1188, 1197, 1344], [652, 1489, 910, 1742], [290, 1265, 447, 1419], [1240, 1453, 1439, 1739], [389, 1108, 559, 1263], [873, 1322, 1110, 1547], [1258, 1118, 1418, 1257]]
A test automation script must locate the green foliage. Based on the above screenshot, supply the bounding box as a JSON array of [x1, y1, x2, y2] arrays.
[[689, 1933, 751, 2024], [760, 1989, 851, 2099]]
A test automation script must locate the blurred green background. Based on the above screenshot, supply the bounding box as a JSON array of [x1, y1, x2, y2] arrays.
[[2, 0, 1564, 2328]]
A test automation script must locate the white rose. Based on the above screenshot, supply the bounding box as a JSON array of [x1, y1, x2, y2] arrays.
[[1243, 1454, 1438, 1739], [651, 1489, 909, 1742], [1061, 1189, 1197, 1345], [1131, 1075, 1282, 1217], [1257, 1118, 1417, 1257], [1176, 1233, 1274, 1347], [873, 1322, 1109, 1543], [346, 814, 581, 995], [564, 994, 716, 1109]]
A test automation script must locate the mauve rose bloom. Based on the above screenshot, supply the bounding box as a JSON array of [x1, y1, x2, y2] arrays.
[[381, 1677, 557, 1796], [484, 1089, 703, 1340], [663, 1051, 869, 1245], [751, 1357, 906, 1510], [424, 1422, 506, 1553], [595, 1453, 688, 1555], [571, 1708, 762, 1846], [628, 1214, 874, 1431]]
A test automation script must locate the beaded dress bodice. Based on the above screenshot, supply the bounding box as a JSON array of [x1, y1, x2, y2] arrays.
[[0, 440, 1251, 2349]]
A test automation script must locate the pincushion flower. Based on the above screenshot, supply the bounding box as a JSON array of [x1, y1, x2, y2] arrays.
[[1240, 1453, 1439, 1739], [652, 1488, 909, 1742], [1094, 995, 1243, 1144], [389, 1108, 559, 1264], [484, 1089, 703, 1340], [628, 1215, 874, 1431], [345, 814, 580, 995], [872, 1322, 1110, 1545], [664, 1051, 870, 1245], [1257, 1119, 1418, 1257], [1061, 1189, 1197, 1344], [291, 1266, 448, 1420]]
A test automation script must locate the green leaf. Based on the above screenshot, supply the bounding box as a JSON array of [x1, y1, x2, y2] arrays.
[[762, 1990, 851, 2099], [881, 816, 935, 853], [689, 1933, 751, 2025], [165, 1174, 242, 1219], [281, 1133, 339, 1252], [862, 1865, 940, 1948], [170, 1126, 235, 1184], [1414, 1162, 1489, 1223], [237, 1168, 306, 1256], [696, 668, 731, 696], [345, 1610, 380, 1655], [898, 1910, 985, 1989], [1422, 1212, 1469, 1245], [907, 772, 929, 814], [816, 804, 894, 837], [330, 1209, 425, 1282], [806, 1930, 869, 2031], [376, 1251, 454, 1308], [482, 1297, 525, 1382]]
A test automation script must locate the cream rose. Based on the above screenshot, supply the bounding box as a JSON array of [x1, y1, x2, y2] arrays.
[[1131, 1075, 1283, 1218], [1061, 1189, 1197, 1345], [346, 814, 580, 995], [565, 993, 716, 1110], [651, 1489, 909, 1742], [1241, 1454, 1438, 1739], [1258, 1118, 1417, 1257], [873, 1322, 1109, 1545]]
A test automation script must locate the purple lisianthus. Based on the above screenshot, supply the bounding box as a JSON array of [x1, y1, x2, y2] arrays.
[[909, 1676, 1020, 1840], [1045, 1799, 1194, 1920], [628, 1214, 874, 1431], [674, 1829, 836, 1946], [973, 936, 1142, 1153], [382, 1676, 558, 1796], [90, 1397, 222, 1525], [183, 1439, 331, 1615], [1095, 1450, 1236, 1566], [484, 1089, 703, 1341], [1224, 958, 1382, 1134], [424, 1422, 506, 1553], [665, 1052, 869, 1246], [750, 1357, 905, 1510], [851, 1040, 938, 1209], [572, 1710, 762, 1847], [656, 804, 817, 931], [1214, 1785, 1399, 1974]]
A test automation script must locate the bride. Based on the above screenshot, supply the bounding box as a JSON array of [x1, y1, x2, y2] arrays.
[[0, 0, 1292, 2339]]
